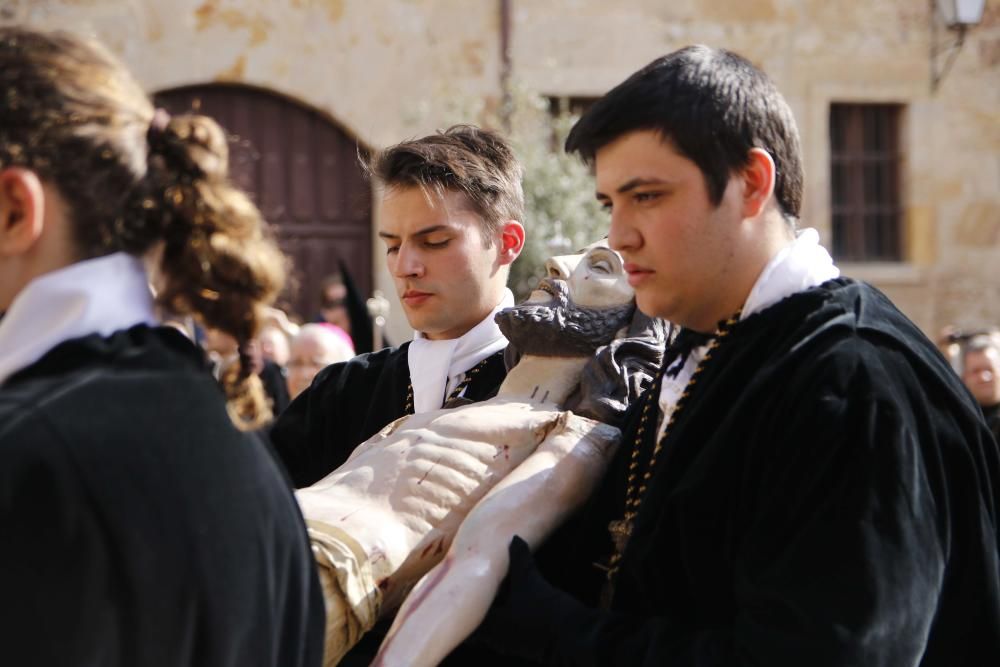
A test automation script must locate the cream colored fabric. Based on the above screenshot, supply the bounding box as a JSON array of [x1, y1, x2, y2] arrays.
[[308, 521, 384, 666]]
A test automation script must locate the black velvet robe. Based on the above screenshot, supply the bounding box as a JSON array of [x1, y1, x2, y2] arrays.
[[270, 342, 508, 488], [982, 402, 1000, 444], [505, 279, 1000, 666], [0, 326, 324, 667]]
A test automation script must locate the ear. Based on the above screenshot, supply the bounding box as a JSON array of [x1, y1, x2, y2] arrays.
[[496, 220, 525, 266], [0, 167, 46, 257], [740, 148, 776, 219]]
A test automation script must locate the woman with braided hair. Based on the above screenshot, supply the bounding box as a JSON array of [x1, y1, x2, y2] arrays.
[[0, 27, 324, 665]]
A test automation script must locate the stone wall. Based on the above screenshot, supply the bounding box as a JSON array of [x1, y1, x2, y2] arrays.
[[510, 0, 1000, 336], [5, 0, 998, 337]]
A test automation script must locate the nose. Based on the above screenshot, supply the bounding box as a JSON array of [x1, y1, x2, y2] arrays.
[[393, 243, 424, 278], [607, 209, 640, 253], [545, 254, 580, 280]]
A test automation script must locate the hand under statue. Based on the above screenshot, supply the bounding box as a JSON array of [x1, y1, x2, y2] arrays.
[[294, 241, 666, 666]]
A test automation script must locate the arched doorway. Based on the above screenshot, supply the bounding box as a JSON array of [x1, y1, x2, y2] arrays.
[[154, 85, 372, 326]]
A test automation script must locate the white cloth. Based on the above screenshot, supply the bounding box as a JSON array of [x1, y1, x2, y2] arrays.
[[0, 253, 157, 386], [656, 229, 839, 439], [407, 288, 514, 414], [740, 229, 840, 320]]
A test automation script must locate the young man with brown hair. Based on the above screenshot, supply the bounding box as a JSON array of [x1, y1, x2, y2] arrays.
[[271, 125, 525, 488]]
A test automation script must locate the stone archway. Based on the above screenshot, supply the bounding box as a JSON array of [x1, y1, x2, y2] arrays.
[[154, 84, 373, 324]]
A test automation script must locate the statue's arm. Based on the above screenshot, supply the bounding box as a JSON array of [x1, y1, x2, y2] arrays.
[[372, 414, 620, 667]]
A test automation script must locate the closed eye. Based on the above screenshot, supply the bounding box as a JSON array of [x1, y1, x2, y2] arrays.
[[633, 191, 662, 204], [586, 248, 622, 275], [590, 259, 612, 274]]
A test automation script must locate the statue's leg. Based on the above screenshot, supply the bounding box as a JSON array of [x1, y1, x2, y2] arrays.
[[308, 521, 383, 666]]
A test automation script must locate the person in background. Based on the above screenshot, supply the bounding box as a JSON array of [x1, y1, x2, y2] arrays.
[[935, 324, 964, 375], [317, 272, 352, 335], [0, 26, 323, 666], [961, 331, 1000, 442], [287, 323, 355, 399], [317, 263, 377, 354], [252, 337, 292, 416], [203, 326, 291, 417], [259, 321, 292, 368]]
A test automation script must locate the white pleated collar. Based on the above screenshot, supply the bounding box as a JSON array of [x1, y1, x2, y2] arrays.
[[407, 288, 514, 414], [0, 252, 157, 386]]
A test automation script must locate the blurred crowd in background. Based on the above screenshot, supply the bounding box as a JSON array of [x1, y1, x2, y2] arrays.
[[938, 326, 1000, 442]]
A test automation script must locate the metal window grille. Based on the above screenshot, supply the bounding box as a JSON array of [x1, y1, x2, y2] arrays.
[[830, 103, 903, 261]]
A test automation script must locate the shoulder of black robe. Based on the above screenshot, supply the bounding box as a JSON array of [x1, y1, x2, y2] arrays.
[[270, 342, 411, 487], [0, 325, 325, 667], [519, 278, 1000, 667], [982, 402, 1000, 444]]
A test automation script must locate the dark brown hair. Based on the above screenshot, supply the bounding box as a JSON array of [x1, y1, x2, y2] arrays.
[[365, 124, 524, 244], [0, 27, 286, 429], [566, 45, 804, 221]]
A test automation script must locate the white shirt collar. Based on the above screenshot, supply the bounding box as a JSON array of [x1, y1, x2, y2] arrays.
[[740, 228, 839, 320], [0, 253, 157, 385], [657, 228, 839, 435], [407, 288, 514, 414]]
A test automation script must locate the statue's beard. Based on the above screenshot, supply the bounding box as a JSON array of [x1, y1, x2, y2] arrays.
[[496, 279, 635, 358]]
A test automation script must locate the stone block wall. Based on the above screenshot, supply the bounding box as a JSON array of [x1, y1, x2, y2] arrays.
[[5, 0, 998, 337]]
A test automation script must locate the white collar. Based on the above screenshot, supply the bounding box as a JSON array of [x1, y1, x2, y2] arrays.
[[0, 253, 157, 385], [657, 228, 839, 434], [740, 228, 839, 320], [407, 288, 514, 414]]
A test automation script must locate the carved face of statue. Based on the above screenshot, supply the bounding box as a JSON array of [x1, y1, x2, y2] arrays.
[[530, 240, 633, 309], [496, 241, 635, 357]]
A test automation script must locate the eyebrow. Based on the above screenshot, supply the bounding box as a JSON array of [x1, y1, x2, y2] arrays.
[[377, 224, 451, 241], [595, 177, 670, 200]]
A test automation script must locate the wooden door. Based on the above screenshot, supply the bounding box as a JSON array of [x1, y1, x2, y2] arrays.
[[154, 85, 372, 322]]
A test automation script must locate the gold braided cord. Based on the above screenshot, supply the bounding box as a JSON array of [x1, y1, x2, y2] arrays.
[[403, 353, 496, 416], [604, 310, 742, 589]]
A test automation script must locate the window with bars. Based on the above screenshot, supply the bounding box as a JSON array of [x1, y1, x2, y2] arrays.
[[547, 96, 598, 118], [545, 96, 599, 150], [829, 103, 904, 262]]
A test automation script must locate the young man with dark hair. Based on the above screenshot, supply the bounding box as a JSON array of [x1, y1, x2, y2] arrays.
[[478, 45, 1000, 666], [271, 125, 526, 488]]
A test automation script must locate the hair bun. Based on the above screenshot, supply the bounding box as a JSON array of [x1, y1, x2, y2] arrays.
[[147, 113, 229, 181]]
